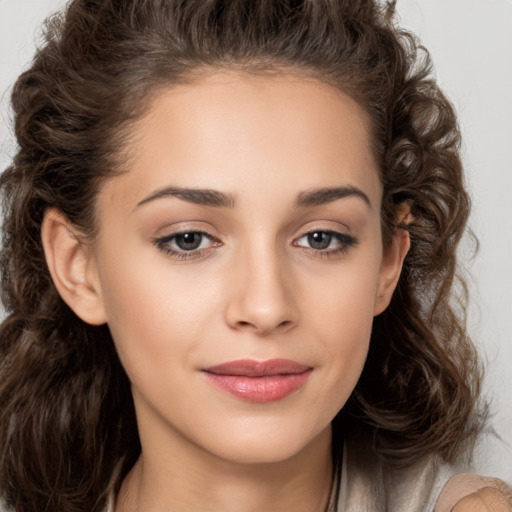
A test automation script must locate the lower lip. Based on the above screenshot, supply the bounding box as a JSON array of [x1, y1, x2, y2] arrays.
[[203, 370, 312, 403]]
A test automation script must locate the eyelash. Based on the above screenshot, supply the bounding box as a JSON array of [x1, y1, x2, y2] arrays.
[[153, 229, 358, 261], [153, 230, 219, 261], [293, 230, 358, 259]]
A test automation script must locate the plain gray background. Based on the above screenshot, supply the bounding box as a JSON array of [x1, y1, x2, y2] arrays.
[[1, 0, 511, 480]]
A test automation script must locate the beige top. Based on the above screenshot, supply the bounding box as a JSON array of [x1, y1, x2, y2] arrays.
[[337, 438, 512, 511], [338, 438, 459, 511]]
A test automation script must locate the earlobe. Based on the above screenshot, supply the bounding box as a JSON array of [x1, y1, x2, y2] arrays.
[[373, 207, 412, 316], [41, 208, 107, 325]]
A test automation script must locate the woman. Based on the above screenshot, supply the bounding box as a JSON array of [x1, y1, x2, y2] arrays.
[[0, 1, 510, 511]]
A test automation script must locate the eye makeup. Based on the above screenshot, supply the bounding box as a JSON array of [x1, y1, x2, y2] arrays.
[[293, 230, 358, 259], [152, 226, 358, 263], [153, 230, 221, 261]]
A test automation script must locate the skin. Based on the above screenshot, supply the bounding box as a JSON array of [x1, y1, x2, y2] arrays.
[[42, 72, 410, 511], [435, 474, 512, 512], [453, 490, 511, 512]]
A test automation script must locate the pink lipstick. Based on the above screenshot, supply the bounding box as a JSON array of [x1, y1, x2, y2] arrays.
[[202, 359, 312, 402]]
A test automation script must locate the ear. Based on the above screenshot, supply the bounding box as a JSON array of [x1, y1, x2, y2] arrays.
[[41, 208, 107, 325], [373, 204, 412, 316]]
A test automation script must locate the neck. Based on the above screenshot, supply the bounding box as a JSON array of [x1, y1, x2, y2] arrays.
[[116, 427, 334, 512]]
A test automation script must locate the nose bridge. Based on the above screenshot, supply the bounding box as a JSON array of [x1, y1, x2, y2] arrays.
[[225, 235, 298, 334]]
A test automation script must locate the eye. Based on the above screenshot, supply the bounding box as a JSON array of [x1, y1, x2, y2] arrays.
[[172, 232, 209, 251], [153, 230, 219, 259], [294, 230, 357, 256], [303, 231, 334, 250]]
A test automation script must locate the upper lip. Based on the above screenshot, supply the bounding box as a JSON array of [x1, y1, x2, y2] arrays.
[[203, 359, 312, 377]]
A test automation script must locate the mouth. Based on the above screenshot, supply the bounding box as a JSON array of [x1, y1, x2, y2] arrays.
[[202, 359, 313, 403]]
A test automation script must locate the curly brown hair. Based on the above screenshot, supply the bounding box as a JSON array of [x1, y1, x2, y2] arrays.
[[0, 0, 485, 510]]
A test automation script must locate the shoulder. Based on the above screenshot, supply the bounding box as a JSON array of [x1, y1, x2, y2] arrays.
[[434, 473, 512, 512]]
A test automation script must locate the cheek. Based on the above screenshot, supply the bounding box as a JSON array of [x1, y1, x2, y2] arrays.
[[95, 246, 220, 380], [303, 253, 381, 396], [306, 251, 381, 337], [319, 289, 374, 373]]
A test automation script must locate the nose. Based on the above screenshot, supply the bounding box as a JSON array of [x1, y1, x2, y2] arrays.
[[224, 244, 299, 336]]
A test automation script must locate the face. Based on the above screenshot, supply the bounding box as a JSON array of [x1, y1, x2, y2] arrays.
[[83, 72, 403, 466]]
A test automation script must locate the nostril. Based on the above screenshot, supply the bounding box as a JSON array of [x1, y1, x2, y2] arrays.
[[233, 319, 294, 333]]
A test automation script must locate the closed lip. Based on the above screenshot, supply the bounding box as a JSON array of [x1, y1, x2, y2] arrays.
[[202, 358, 312, 377], [201, 359, 313, 402]]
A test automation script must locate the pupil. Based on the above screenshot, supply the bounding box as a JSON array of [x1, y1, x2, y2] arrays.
[[308, 232, 332, 250], [176, 233, 202, 251]]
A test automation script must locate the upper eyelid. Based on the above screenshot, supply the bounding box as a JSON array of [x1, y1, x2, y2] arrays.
[[158, 228, 213, 239], [297, 227, 350, 235], [153, 226, 353, 241], [293, 218, 351, 233], [293, 226, 353, 240], [293, 230, 356, 244], [152, 222, 221, 240], [152, 221, 356, 244]]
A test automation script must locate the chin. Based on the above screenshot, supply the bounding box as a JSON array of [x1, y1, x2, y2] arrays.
[[202, 420, 330, 466]]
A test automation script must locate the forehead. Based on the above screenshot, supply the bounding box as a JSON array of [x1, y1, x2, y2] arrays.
[[101, 71, 381, 210]]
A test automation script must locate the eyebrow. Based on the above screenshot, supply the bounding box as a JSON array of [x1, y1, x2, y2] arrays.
[[135, 184, 371, 210], [295, 186, 371, 208], [136, 187, 235, 209]]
